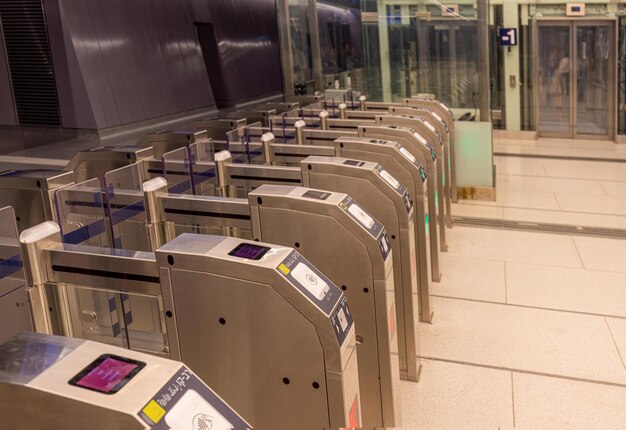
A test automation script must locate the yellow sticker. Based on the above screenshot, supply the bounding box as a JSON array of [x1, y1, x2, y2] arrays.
[[278, 263, 290, 275], [143, 400, 166, 424]]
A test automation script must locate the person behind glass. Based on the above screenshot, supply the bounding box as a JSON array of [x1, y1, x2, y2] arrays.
[[554, 55, 569, 96], [554, 54, 570, 118], [343, 43, 355, 71]]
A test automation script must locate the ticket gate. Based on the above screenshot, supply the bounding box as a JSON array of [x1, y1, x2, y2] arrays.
[[64, 146, 155, 184], [55, 173, 401, 428], [331, 137, 435, 316], [0, 207, 32, 344], [248, 185, 400, 427], [377, 114, 452, 231], [186, 118, 247, 140], [0, 169, 74, 232], [406, 97, 458, 202], [387, 106, 454, 221], [359, 125, 444, 280], [268, 110, 452, 232], [0, 332, 251, 429], [199, 131, 440, 288], [19, 224, 362, 429], [293, 95, 458, 203], [225, 109, 276, 127], [300, 156, 421, 381], [254, 101, 301, 114], [139, 129, 212, 157], [213, 129, 438, 303]]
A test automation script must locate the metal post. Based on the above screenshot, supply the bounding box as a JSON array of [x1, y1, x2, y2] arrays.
[[338, 103, 348, 119], [215, 150, 233, 197], [19, 222, 63, 335], [477, 0, 490, 121], [319, 110, 329, 130], [294, 120, 306, 144], [261, 132, 276, 165], [143, 177, 169, 249], [359, 95, 367, 111]]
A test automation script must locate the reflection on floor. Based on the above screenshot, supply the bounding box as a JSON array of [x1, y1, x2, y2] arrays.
[[456, 153, 626, 229], [404, 139, 626, 428]]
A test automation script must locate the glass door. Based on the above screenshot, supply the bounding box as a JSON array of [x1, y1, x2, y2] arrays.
[[537, 23, 573, 136], [576, 23, 614, 137], [536, 20, 616, 140]]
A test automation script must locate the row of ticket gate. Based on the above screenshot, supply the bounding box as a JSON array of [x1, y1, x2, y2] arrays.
[[0, 94, 457, 429]]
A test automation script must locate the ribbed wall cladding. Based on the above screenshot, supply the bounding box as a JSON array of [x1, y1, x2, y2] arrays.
[[0, 0, 60, 126]]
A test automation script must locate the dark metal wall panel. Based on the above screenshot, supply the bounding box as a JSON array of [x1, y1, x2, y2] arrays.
[[0, 0, 61, 126], [45, 0, 216, 130], [43, 0, 97, 129], [189, 0, 211, 23], [204, 0, 283, 105], [0, 20, 16, 125]]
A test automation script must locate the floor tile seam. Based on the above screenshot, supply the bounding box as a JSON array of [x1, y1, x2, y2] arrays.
[[598, 181, 617, 198], [495, 172, 612, 187], [570, 236, 588, 270], [492, 172, 550, 179], [456, 203, 626, 221], [495, 153, 626, 160], [500, 259, 626, 277], [496, 184, 610, 200], [454, 208, 626, 228], [416, 355, 626, 389], [554, 192, 563, 210], [531, 174, 626, 184], [604, 318, 626, 373], [458, 200, 565, 213], [429, 294, 626, 320], [451, 221, 626, 243], [452, 199, 626, 221], [504, 262, 509, 304], [510, 371, 516, 428], [443, 253, 584, 270], [493, 153, 626, 164]]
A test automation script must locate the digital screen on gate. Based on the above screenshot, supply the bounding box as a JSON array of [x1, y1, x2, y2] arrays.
[[69, 355, 145, 394], [229, 243, 271, 260]]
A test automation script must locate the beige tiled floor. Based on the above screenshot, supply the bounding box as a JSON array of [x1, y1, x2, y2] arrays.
[[506, 263, 626, 317], [420, 296, 626, 385], [402, 140, 626, 428], [445, 227, 583, 269], [512, 373, 626, 429], [400, 360, 514, 429], [494, 137, 626, 161]]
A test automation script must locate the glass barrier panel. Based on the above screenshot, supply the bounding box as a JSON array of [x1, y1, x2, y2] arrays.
[[162, 147, 194, 195], [49, 282, 167, 356], [189, 141, 219, 196], [0, 206, 31, 344], [54, 178, 110, 247], [164, 222, 253, 243], [0, 206, 22, 281], [103, 164, 151, 252], [226, 127, 266, 165]]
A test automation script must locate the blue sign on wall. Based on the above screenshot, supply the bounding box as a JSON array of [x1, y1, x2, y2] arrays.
[[498, 28, 518, 46]]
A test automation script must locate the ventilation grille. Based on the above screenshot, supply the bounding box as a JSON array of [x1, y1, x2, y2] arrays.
[[0, 0, 60, 126]]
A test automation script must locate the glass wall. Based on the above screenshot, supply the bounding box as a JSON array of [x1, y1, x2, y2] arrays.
[[617, 15, 626, 134], [276, 0, 491, 116], [277, 0, 625, 139]]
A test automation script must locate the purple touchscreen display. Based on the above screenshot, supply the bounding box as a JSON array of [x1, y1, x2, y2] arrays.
[[75, 358, 139, 393], [229, 244, 270, 260]]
